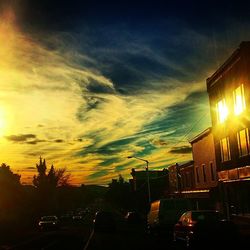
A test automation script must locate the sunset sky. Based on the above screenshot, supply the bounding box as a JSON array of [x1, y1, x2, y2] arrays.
[[1, 0, 250, 186]]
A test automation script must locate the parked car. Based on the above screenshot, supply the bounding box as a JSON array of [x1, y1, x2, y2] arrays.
[[72, 213, 84, 223], [147, 198, 195, 234], [124, 211, 142, 225], [60, 213, 73, 225], [38, 215, 59, 231], [93, 210, 116, 232], [173, 210, 238, 248]]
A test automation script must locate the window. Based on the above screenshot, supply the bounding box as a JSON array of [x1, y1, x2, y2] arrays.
[[196, 166, 200, 183], [202, 164, 206, 182], [186, 172, 191, 187], [216, 98, 228, 123], [237, 128, 250, 157], [234, 84, 246, 115], [210, 162, 215, 181], [220, 137, 231, 162]]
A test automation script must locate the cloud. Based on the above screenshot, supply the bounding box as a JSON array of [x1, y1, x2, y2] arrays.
[[150, 139, 168, 147], [25, 166, 36, 170], [4, 134, 47, 145], [3, 4, 250, 186], [86, 79, 115, 94], [169, 146, 192, 154], [5, 134, 36, 142], [26, 139, 46, 145], [54, 139, 64, 143]]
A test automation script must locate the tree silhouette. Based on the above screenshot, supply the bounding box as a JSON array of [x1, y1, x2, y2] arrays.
[[32, 157, 71, 215], [33, 157, 47, 189], [0, 163, 21, 187], [33, 157, 71, 189], [0, 163, 22, 226]]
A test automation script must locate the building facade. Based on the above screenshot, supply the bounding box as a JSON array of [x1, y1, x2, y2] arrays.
[[207, 41, 250, 215], [190, 127, 217, 190], [179, 161, 195, 191], [130, 168, 169, 202]]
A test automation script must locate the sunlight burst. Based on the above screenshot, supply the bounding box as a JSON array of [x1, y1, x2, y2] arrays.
[[0, 108, 7, 137]]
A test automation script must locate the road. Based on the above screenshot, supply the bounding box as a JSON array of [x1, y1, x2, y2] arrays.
[[85, 221, 248, 250], [0, 219, 247, 250], [0, 223, 91, 250], [85, 220, 179, 250], [0, 220, 176, 250]]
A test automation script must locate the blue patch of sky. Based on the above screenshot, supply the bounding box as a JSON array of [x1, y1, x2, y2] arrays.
[[87, 170, 109, 179], [86, 79, 115, 94], [132, 140, 157, 159], [139, 90, 211, 144], [100, 158, 119, 167], [75, 136, 138, 157], [114, 165, 128, 172]]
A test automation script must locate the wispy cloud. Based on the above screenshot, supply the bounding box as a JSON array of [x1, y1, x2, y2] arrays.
[[5, 134, 36, 142], [1, 4, 250, 185], [169, 146, 192, 154]]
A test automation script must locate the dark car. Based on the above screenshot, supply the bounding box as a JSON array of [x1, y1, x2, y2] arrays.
[[38, 215, 59, 231], [147, 198, 194, 235], [93, 210, 116, 232], [124, 211, 142, 225], [173, 210, 238, 248]]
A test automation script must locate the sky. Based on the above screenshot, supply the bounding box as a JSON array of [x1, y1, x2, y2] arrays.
[[1, 0, 250, 186]]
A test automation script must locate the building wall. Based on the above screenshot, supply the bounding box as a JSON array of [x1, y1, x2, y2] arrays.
[[180, 165, 195, 191], [130, 168, 169, 201], [207, 42, 250, 181], [168, 164, 178, 193], [206, 42, 250, 215], [191, 129, 217, 189]]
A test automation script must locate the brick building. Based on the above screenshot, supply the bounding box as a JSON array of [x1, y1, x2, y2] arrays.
[[207, 41, 250, 216]]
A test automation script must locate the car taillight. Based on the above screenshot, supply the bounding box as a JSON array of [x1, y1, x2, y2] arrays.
[[187, 220, 197, 227]]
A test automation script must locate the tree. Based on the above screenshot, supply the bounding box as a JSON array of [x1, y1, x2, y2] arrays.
[[0, 163, 22, 223], [32, 157, 71, 215], [0, 163, 21, 187], [33, 157, 71, 189]]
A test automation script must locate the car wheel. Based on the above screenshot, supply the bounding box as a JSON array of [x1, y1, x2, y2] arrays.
[[173, 232, 176, 242], [146, 224, 151, 234]]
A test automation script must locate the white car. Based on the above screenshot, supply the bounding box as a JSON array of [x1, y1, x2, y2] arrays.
[[38, 215, 59, 231]]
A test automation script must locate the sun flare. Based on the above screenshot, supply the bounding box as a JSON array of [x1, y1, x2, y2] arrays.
[[0, 108, 7, 137]]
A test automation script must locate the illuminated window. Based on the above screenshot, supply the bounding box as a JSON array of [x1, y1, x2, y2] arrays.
[[220, 137, 231, 162], [234, 84, 246, 115], [216, 98, 228, 123], [237, 128, 250, 157]]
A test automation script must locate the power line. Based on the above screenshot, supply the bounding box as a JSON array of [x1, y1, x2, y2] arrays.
[[170, 111, 210, 149]]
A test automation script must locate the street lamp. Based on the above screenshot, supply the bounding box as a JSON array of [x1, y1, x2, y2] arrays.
[[127, 156, 151, 205]]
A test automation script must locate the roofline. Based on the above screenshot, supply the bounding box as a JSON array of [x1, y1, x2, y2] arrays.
[[178, 160, 194, 168], [207, 41, 250, 89], [189, 127, 212, 144]]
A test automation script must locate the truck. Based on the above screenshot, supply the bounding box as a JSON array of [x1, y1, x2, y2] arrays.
[[147, 198, 195, 235]]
